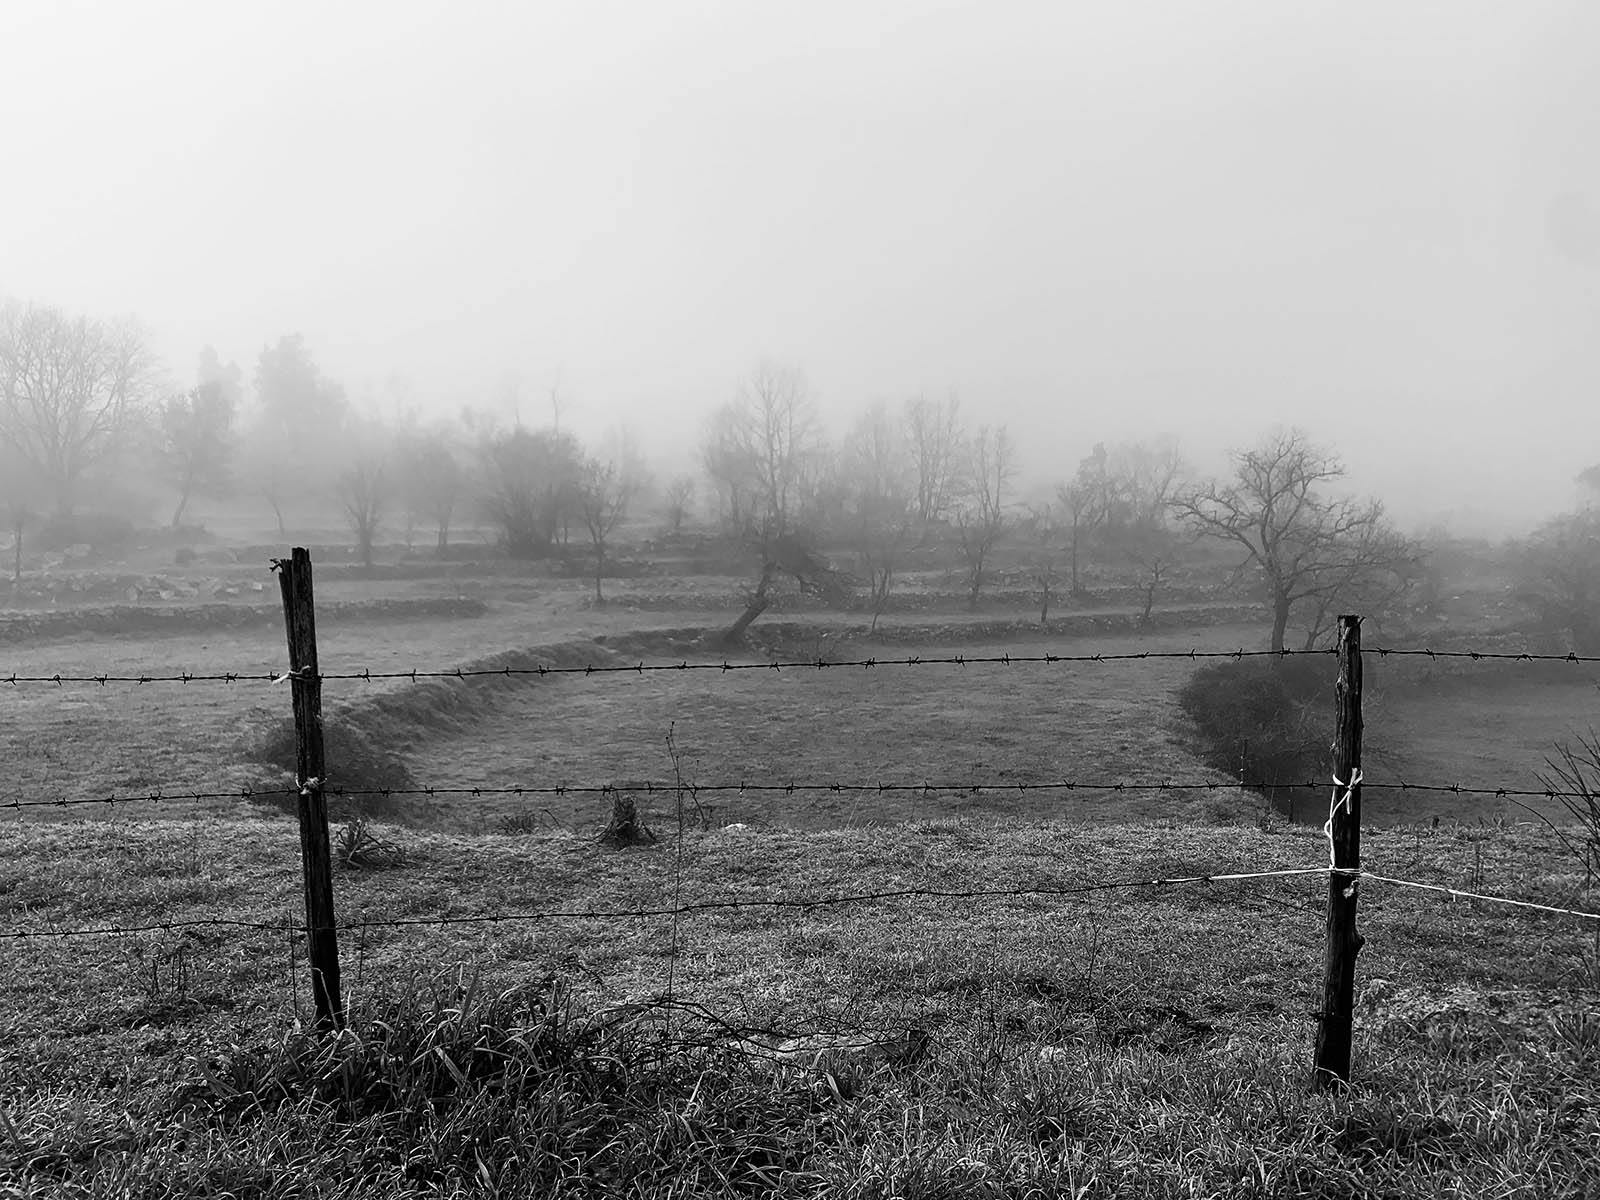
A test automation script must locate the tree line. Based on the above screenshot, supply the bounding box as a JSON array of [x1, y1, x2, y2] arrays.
[[3, 299, 1595, 652]]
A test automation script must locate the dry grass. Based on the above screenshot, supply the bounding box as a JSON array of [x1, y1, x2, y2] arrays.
[[0, 815, 1594, 1196], [6, 573, 1600, 1194], [1367, 670, 1600, 826]]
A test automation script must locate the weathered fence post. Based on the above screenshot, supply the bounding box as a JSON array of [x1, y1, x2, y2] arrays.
[[1314, 614, 1363, 1087], [275, 547, 344, 1033]]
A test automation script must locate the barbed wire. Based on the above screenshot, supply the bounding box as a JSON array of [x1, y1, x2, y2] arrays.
[[1369, 647, 1600, 664], [8, 642, 1600, 687], [0, 868, 1330, 940], [9, 861, 1598, 942], [0, 648, 1331, 686], [7, 775, 1594, 813]]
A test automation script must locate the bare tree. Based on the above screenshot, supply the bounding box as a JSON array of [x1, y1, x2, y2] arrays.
[[954, 425, 1016, 609], [699, 362, 832, 643], [1026, 502, 1062, 626], [396, 425, 465, 553], [1119, 523, 1181, 629], [1173, 429, 1420, 652], [575, 456, 639, 604], [159, 381, 236, 528], [1518, 508, 1600, 654], [904, 391, 966, 538], [1106, 438, 1185, 529], [662, 475, 696, 533], [841, 401, 914, 632], [0, 301, 154, 514], [336, 457, 386, 571], [1, 438, 43, 588], [477, 426, 584, 557], [1053, 479, 1095, 595]]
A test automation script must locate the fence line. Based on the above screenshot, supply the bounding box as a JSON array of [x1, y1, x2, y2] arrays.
[[7, 776, 1597, 813], [8, 548, 1600, 1087], [6, 643, 1599, 687]]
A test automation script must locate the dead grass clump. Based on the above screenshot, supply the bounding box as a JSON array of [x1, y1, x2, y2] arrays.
[[597, 793, 656, 848], [334, 817, 407, 870]]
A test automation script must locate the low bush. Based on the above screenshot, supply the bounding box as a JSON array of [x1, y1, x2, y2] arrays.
[[1176, 658, 1332, 809]]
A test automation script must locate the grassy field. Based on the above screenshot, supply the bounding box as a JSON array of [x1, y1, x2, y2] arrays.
[[1, 813, 1595, 1196], [4, 535, 1600, 1195]]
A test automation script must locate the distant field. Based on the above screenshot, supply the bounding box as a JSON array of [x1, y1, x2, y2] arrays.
[[1364, 667, 1600, 827], [405, 629, 1261, 834], [7, 592, 1598, 832]]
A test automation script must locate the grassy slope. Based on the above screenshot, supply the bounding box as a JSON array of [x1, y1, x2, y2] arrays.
[[1, 814, 1595, 1196]]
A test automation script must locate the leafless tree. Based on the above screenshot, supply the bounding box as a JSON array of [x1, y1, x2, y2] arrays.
[[903, 391, 966, 537], [477, 426, 584, 557], [1026, 502, 1062, 626], [336, 457, 386, 572], [699, 362, 833, 643], [1105, 437, 1185, 529], [159, 381, 236, 528], [1053, 479, 1095, 595], [0, 301, 154, 514], [1518, 508, 1600, 654], [1172, 429, 1420, 652], [1, 439, 43, 588], [396, 425, 465, 553], [575, 455, 639, 604], [662, 475, 696, 533], [841, 401, 914, 631], [954, 425, 1016, 608]]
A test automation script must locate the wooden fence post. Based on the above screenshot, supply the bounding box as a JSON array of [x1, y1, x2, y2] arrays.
[[1314, 614, 1363, 1087], [275, 547, 344, 1033]]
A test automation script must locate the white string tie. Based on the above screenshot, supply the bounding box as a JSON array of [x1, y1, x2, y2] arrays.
[[1325, 767, 1364, 872]]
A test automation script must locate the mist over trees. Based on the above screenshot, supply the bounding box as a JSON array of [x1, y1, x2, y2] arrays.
[[1172, 430, 1421, 652], [7, 288, 1597, 659], [0, 300, 155, 515]]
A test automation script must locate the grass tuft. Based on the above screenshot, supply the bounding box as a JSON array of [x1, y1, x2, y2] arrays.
[[334, 817, 407, 870]]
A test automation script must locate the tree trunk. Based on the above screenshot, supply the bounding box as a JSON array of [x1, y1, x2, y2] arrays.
[[171, 464, 197, 529], [593, 543, 605, 605], [721, 565, 774, 645], [11, 516, 23, 588], [436, 519, 450, 553], [1271, 593, 1292, 653]]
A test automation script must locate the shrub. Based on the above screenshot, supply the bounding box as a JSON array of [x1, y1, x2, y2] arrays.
[[1176, 658, 1331, 809]]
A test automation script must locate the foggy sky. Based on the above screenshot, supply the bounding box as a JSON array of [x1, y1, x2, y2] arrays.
[[3, 1, 1596, 536]]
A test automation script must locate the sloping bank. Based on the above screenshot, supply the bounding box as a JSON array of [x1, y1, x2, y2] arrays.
[[247, 639, 627, 813], [0, 597, 488, 644], [598, 603, 1265, 658]]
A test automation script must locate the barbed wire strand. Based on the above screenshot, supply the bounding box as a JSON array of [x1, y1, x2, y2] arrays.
[[10, 862, 1599, 941], [8, 776, 1597, 812], [2, 649, 1329, 686], [7, 643, 1599, 686], [1, 868, 1329, 940]]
